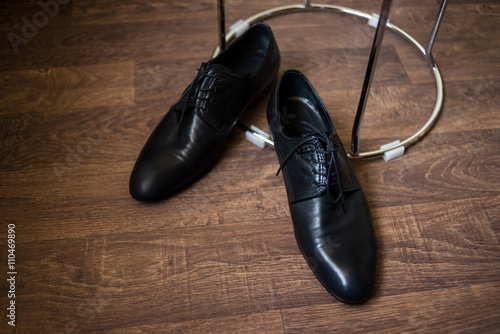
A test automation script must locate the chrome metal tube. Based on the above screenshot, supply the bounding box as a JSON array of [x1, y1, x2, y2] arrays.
[[425, 0, 449, 66], [217, 0, 226, 51], [211, 1, 446, 159], [350, 0, 393, 156]]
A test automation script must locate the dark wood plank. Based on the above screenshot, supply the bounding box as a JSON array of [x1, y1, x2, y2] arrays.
[[0, 0, 499, 332], [281, 282, 500, 333], [71, 0, 216, 26], [0, 0, 73, 32], [0, 194, 498, 331], [94, 310, 285, 334], [0, 19, 218, 71], [0, 62, 135, 114], [0, 127, 498, 245], [396, 39, 500, 85]]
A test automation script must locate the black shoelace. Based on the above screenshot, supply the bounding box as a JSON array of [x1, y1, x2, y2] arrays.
[[277, 121, 346, 212], [178, 62, 220, 125]]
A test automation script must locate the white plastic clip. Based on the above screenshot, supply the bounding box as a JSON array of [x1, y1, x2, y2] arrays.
[[230, 20, 250, 38], [380, 140, 405, 161], [368, 13, 389, 28], [245, 125, 272, 149]]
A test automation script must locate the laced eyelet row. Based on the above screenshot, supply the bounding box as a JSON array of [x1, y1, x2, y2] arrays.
[[276, 121, 346, 212], [178, 63, 219, 120]]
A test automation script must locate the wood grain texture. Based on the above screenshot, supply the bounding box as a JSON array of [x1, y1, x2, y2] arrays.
[[0, 0, 499, 332]]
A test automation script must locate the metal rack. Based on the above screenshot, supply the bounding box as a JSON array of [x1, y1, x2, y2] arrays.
[[212, 0, 448, 160]]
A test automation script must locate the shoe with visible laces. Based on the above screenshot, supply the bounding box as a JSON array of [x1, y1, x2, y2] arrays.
[[130, 23, 280, 201], [267, 69, 377, 304]]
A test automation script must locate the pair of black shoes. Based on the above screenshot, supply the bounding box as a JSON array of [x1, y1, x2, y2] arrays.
[[130, 23, 376, 304]]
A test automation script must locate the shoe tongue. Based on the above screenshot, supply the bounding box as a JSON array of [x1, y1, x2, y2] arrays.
[[205, 62, 242, 78], [300, 132, 328, 150], [301, 130, 320, 138], [205, 60, 225, 71]]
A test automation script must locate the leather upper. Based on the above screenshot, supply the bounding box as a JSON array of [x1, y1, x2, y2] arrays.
[[267, 70, 377, 303], [130, 23, 280, 200]]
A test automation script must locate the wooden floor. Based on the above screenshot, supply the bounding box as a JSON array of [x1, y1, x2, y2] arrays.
[[1, 0, 499, 332]]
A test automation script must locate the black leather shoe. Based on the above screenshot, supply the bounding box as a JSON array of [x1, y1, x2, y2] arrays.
[[130, 23, 280, 200], [267, 70, 377, 303]]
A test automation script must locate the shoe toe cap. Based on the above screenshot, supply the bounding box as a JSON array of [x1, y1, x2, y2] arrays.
[[323, 265, 375, 304], [129, 168, 162, 201], [311, 242, 376, 304], [129, 153, 192, 201]]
